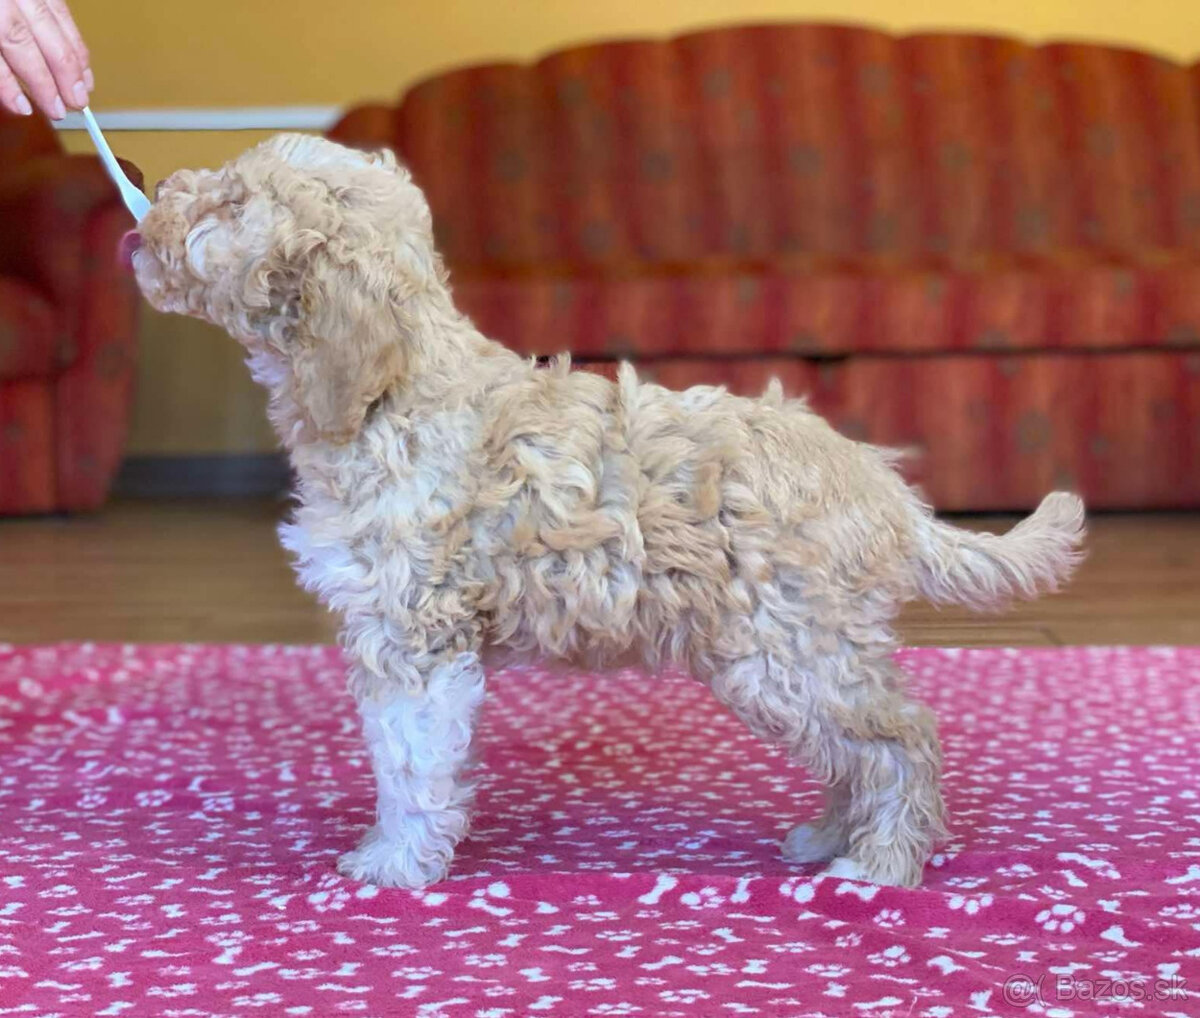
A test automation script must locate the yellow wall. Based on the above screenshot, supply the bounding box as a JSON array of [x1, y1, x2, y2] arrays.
[[60, 0, 1200, 456]]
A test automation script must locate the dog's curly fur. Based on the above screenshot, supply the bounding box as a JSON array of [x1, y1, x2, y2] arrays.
[[131, 134, 1086, 888]]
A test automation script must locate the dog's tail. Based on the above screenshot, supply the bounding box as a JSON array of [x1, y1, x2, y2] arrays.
[[912, 492, 1086, 611]]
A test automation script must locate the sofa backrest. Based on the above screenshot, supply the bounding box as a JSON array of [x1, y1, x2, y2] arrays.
[[0, 109, 62, 168], [367, 24, 1200, 268]]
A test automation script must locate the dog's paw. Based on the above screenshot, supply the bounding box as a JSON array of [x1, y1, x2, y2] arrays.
[[820, 856, 874, 882], [337, 825, 451, 889], [820, 854, 923, 888], [781, 822, 846, 864]]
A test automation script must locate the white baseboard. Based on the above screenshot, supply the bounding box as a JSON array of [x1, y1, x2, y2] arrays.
[[55, 105, 344, 132]]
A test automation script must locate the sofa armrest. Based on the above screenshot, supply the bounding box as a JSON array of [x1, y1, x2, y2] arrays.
[[52, 200, 142, 511], [0, 154, 143, 322], [0, 153, 144, 511]]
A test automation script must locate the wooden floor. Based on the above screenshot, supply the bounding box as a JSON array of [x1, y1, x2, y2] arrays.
[[1, 499, 1197, 646]]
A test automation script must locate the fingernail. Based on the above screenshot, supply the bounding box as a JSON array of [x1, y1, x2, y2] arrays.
[[14, 94, 32, 116], [73, 80, 88, 107], [83, 68, 95, 90], [51, 95, 66, 120]]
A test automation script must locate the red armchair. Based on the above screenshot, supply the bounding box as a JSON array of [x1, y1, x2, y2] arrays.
[[331, 24, 1200, 510], [0, 110, 141, 514]]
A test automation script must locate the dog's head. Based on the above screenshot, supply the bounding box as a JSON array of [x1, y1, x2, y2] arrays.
[[129, 133, 442, 444]]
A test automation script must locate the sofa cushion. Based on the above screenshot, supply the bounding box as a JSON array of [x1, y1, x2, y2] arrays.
[[576, 351, 1200, 510], [451, 252, 1200, 358], [0, 278, 60, 381]]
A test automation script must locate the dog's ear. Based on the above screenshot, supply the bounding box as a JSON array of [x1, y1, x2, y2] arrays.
[[287, 246, 407, 444]]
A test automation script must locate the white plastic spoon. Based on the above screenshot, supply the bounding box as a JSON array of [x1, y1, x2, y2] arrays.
[[80, 106, 151, 222]]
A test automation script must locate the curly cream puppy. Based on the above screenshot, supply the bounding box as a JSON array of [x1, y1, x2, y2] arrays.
[[127, 134, 1085, 888]]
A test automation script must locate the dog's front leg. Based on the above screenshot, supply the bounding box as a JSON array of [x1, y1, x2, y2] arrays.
[[337, 650, 486, 889]]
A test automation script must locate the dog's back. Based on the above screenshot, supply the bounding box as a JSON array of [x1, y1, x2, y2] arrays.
[[468, 358, 1077, 676]]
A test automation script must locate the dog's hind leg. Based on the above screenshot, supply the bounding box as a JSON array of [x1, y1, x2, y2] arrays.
[[780, 782, 853, 863], [817, 672, 946, 888], [337, 651, 485, 889], [710, 652, 852, 867], [711, 641, 945, 887]]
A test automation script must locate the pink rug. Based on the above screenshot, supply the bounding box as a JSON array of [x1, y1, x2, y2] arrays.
[[1, 644, 1197, 1017]]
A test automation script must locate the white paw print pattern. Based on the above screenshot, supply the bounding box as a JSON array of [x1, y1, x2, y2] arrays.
[[0, 644, 1197, 1016], [1036, 903, 1086, 933], [679, 886, 724, 909], [868, 944, 912, 967], [947, 893, 994, 914]]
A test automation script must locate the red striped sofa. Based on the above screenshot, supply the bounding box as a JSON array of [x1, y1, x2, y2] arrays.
[[330, 23, 1200, 509], [0, 111, 141, 514]]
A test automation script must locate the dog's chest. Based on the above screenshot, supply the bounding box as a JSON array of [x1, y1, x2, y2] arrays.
[[280, 410, 484, 623]]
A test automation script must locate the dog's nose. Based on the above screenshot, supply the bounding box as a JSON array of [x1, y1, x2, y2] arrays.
[[118, 230, 142, 272]]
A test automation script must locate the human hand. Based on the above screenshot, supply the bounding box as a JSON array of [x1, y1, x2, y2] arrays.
[[1, 0, 91, 119]]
